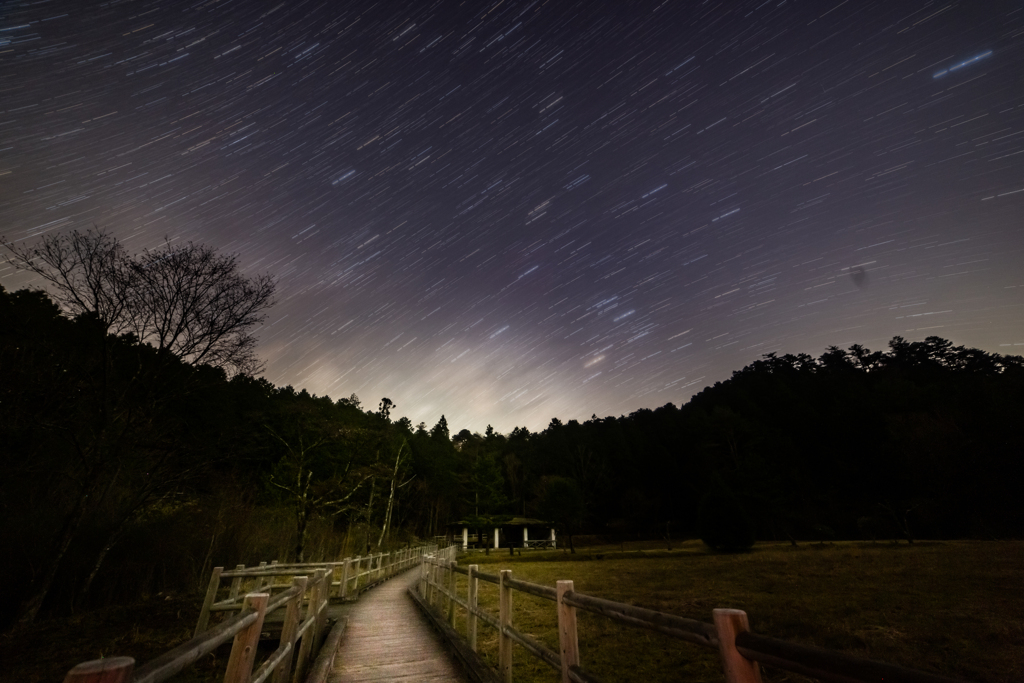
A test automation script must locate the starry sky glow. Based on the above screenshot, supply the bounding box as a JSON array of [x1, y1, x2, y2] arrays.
[[2, 0, 1023, 432]]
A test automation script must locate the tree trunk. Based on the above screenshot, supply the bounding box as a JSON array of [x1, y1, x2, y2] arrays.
[[16, 488, 90, 624], [295, 504, 310, 563], [376, 445, 404, 548], [364, 478, 376, 552], [376, 477, 396, 549], [78, 530, 121, 607]]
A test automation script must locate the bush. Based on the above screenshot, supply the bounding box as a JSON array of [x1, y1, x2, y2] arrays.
[[698, 492, 755, 552]]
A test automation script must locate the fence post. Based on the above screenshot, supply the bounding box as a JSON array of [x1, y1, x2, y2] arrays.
[[272, 576, 307, 683], [268, 559, 279, 588], [426, 557, 435, 605], [433, 557, 441, 605], [447, 560, 458, 627], [713, 608, 762, 683], [468, 564, 479, 652], [293, 570, 324, 683], [340, 558, 350, 600], [557, 580, 579, 683], [224, 592, 268, 683], [433, 558, 440, 606], [499, 569, 513, 683], [437, 559, 443, 603], [194, 566, 223, 637], [228, 564, 245, 601], [419, 555, 427, 595], [253, 561, 268, 592], [315, 568, 332, 640], [63, 657, 134, 683]]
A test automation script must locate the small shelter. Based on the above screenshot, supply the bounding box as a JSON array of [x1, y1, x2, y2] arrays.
[[449, 517, 556, 550]]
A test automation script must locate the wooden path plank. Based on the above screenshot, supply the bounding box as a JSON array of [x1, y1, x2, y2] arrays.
[[328, 569, 468, 683]]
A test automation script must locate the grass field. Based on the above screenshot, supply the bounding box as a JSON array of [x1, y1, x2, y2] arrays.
[[437, 540, 1023, 683]]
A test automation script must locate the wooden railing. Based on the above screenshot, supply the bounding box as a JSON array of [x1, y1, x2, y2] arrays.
[[413, 554, 972, 683], [62, 545, 434, 683], [194, 546, 430, 634]]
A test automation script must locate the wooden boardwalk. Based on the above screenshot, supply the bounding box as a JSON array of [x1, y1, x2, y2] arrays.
[[328, 569, 469, 683]]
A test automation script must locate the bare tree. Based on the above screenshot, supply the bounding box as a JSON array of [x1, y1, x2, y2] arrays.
[[128, 241, 274, 375], [267, 425, 374, 562], [4, 229, 275, 375], [2, 228, 136, 334], [376, 439, 414, 548]]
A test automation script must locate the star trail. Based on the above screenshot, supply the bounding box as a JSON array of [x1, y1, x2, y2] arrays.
[[2, 0, 1023, 432]]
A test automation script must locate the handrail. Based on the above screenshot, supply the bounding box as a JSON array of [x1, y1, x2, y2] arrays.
[[473, 569, 500, 585], [64, 544, 436, 683], [415, 553, 973, 683], [561, 589, 717, 648], [198, 546, 434, 628], [735, 630, 967, 683], [132, 605, 262, 683], [504, 575, 556, 602]]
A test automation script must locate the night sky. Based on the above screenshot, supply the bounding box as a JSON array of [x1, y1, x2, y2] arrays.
[[2, 1, 1023, 433]]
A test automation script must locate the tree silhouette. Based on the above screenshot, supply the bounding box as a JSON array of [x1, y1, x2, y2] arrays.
[[4, 229, 275, 376], [266, 390, 374, 562], [1, 229, 275, 624]]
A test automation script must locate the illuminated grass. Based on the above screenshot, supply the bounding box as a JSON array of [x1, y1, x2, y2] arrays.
[[438, 540, 1023, 683]]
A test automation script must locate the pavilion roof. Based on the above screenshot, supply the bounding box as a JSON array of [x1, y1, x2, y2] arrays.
[[449, 516, 551, 527]]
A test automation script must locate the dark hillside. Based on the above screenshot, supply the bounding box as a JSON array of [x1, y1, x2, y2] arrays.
[[514, 338, 1024, 543]]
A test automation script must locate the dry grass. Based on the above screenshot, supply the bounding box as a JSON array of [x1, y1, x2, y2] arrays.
[[433, 540, 1023, 683]]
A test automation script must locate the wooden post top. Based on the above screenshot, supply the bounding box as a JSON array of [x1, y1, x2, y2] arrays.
[[64, 657, 135, 683], [713, 608, 762, 683]]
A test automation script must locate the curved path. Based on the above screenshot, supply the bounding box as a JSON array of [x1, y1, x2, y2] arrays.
[[328, 569, 468, 683]]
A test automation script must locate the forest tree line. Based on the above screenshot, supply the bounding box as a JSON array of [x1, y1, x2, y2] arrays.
[[2, 230, 1023, 629]]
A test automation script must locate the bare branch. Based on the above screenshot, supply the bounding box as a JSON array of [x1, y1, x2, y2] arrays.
[[3, 229, 275, 376], [2, 228, 136, 335]]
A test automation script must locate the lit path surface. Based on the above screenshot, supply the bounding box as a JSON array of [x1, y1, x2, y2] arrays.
[[328, 569, 469, 683]]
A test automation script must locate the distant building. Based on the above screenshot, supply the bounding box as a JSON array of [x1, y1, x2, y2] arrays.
[[448, 517, 556, 550]]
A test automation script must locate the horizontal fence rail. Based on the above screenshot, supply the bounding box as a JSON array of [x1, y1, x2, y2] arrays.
[[414, 553, 974, 683], [64, 545, 436, 683], [196, 545, 429, 632]]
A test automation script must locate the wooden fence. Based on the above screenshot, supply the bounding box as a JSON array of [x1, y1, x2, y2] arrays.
[[414, 553, 972, 683], [194, 546, 429, 635], [63, 545, 434, 683]]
